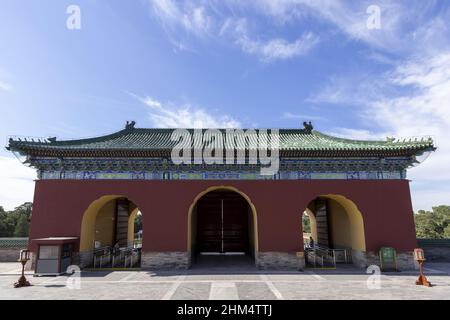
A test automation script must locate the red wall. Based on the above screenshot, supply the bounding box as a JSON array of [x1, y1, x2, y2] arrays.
[[28, 179, 418, 253]]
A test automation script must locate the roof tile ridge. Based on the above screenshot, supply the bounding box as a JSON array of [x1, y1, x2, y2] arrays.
[[49, 128, 133, 146]]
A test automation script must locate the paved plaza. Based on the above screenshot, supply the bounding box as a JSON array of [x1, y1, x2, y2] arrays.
[[1, 262, 450, 300]]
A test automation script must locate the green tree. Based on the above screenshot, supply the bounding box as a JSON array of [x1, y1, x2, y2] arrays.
[[14, 214, 30, 237], [445, 224, 450, 238], [0, 206, 10, 237], [134, 213, 142, 233], [0, 202, 33, 237], [302, 212, 311, 233], [13, 202, 32, 219], [415, 205, 450, 239], [0, 206, 15, 237]]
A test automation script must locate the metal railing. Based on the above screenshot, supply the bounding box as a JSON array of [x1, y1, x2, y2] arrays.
[[0, 237, 29, 248], [124, 249, 141, 268], [77, 245, 141, 269], [418, 239, 450, 247], [305, 247, 335, 268], [89, 246, 140, 268], [305, 246, 352, 268], [332, 248, 352, 264], [93, 246, 112, 268]]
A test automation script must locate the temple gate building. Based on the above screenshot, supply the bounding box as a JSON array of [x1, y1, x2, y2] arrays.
[[7, 122, 435, 270]]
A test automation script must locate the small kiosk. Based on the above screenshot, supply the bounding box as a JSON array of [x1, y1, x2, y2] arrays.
[[33, 237, 78, 276]]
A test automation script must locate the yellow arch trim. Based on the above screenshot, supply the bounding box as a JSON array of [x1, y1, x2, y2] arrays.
[[322, 194, 366, 251], [187, 186, 259, 258]]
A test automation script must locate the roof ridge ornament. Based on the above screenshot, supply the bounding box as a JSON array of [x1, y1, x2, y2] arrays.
[[386, 137, 395, 143], [301, 121, 313, 134], [125, 121, 136, 130]]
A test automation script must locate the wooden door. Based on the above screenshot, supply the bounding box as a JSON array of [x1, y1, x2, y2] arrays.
[[196, 190, 249, 254]]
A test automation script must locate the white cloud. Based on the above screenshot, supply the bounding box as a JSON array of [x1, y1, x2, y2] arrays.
[[149, 0, 212, 36], [147, 1, 450, 58], [237, 32, 319, 62], [219, 17, 318, 61], [0, 156, 36, 211], [296, 0, 404, 51], [0, 81, 12, 92], [239, 0, 447, 53], [367, 53, 450, 184], [222, 1, 450, 55], [147, 0, 213, 52], [147, 0, 319, 61], [137, 95, 241, 128]]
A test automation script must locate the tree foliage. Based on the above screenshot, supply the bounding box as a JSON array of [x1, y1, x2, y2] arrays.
[[302, 212, 311, 233], [415, 205, 450, 239], [0, 202, 32, 237], [134, 212, 142, 233]]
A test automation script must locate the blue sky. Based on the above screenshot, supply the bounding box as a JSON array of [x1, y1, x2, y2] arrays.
[[0, 0, 449, 211]]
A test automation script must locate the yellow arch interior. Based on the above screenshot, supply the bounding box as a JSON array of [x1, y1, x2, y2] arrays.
[[321, 194, 366, 252], [80, 195, 140, 252]]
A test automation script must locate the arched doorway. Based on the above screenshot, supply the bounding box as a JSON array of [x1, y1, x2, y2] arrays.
[[302, 208, 317, 248], [79, 195, 142, 268], [188, 186, 258, 267], [302, 194, 366, 268]]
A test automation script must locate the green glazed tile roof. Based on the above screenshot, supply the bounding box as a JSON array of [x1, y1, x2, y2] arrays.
[[7, 126, 435, 158]]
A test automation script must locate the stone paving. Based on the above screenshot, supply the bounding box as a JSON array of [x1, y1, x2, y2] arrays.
[[0, 262, 449, 300]]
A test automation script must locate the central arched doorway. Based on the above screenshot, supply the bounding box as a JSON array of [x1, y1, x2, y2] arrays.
[[188, 187, 258, 268]]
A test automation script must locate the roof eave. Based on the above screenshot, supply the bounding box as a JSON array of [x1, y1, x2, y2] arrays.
[[10, 146, 432, 159]]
